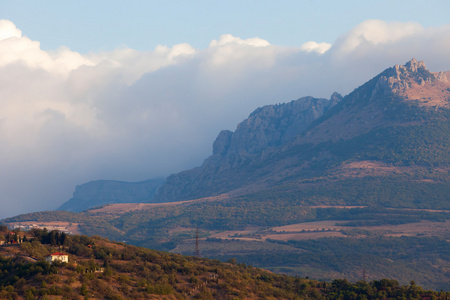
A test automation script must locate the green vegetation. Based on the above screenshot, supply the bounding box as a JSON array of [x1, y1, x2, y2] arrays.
[[2, 203, 449, 291], [173, 234, 450, 291], [268, 236, 450, 291], [354, 110, 450, 167], [0, 232, 448, 299], [248, 174, 450, 209]]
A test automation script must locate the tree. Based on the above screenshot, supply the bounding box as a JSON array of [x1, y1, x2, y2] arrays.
[[60, 232, 67, 246], [80, 283, 89, 296], [49, 230, 58, 246]]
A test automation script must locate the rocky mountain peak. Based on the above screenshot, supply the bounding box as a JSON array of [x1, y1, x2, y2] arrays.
[[381, 59, 432, 91], [211, 94, 341, 157], [404, 58, 426, 73], [435, 71, 448, 83], [371, 59, 450, 102], [213, 130, 233, 156], [330, 91, 344, 104]]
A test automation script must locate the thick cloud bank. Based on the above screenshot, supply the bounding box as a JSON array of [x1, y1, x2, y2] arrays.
[[1, 19, 450, 218]]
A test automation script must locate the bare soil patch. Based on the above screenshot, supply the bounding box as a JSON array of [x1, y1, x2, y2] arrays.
[[208, 220, 450, 243], [271, 220, 343, 232], [87, 194, 231, 216], [210, 227, 263, 241], [264, 231, 345, 241], [357, 220, 450, 238], [401, 72, 450, 108], [310, 205, 367, 209], [337, 160, 410, 178]]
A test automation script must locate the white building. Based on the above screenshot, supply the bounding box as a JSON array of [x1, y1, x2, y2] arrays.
[[45, 252, 69, 264]]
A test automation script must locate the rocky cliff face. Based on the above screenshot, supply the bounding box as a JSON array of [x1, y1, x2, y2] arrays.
[[374, 59, 447, 96], [58, 178, 164, 212], [155, 93, 342, 201], [213, 94, 342, 156]]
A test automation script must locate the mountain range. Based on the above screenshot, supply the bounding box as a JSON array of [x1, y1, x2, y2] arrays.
[[59, 58, 449, 211]]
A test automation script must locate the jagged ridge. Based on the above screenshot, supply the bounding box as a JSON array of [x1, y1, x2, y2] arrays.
[[156, 94, 342, 201], [155, 59, 450, 203]]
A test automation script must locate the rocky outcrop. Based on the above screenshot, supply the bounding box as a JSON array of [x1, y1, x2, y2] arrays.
[[373, 59, 443, 95], [58, 178, 164, 212], [216, 95, 341, 156], [213, 130, 233, 156], [435, 71, 448, 83], [155, 94, 341, 201]]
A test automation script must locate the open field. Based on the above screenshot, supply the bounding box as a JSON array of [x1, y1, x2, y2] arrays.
[[206, 220, 450, 242], [357, 220, 450, 238]]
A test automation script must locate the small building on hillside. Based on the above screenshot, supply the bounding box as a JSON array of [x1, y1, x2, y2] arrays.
[[45, 252, 69, 264]]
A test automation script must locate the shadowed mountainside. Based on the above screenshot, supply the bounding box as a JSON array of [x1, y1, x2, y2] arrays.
[[154, 59, 449, 204]]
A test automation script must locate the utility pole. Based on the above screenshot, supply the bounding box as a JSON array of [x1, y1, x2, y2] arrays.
[[194, 225, 200, 257]]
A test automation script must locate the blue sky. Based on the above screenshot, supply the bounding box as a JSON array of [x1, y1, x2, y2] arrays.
[[3, 0, 450, 52], [1, 1, 450, 218]]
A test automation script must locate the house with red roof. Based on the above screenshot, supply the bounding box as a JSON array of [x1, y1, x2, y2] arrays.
[[45, 252, 69, 264]]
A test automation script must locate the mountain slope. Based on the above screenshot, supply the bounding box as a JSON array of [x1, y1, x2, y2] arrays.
[[155, 59, 450, 205], [59, 59, 449, 209], [156, 93, 343, 201]]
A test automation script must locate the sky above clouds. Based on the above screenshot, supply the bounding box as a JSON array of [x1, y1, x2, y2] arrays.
[[1, 1, 450, 219]]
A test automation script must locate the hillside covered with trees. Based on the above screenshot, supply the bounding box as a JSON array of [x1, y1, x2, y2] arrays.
[[0, 228, 448, 299]]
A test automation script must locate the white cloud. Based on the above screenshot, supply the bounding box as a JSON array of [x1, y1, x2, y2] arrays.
[[209, 34, 270, 47], [300, 41, 331, 54], [0, 21, 95, 76], [0, 19, 450, 218], [333, 19, 423, 55], [0, 19, 21, 40]]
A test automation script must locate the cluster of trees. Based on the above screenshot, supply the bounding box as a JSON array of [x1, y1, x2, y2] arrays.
[[0, 226, 72, 247], [31, 228, 67, 247], [222, 235, 450, 291], [326, 278, 444, 299]]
